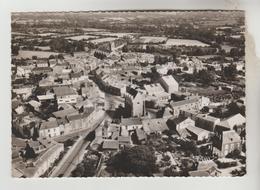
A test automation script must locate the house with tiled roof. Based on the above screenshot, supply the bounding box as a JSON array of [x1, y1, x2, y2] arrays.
[[185, 125, 211, 141], [159, 75, 179, 94], [217, 113, 246, 131], [213, 130, 242, 157], [53, 86, 78, 105], [39, 120, 60, 138], [144, 83, 170, 103], [121, 117, 143, 133], [195, 114, 220, 132], [167, 116, 195, 131], [142, 118, 168, 135], [102, 140, 119, 150]]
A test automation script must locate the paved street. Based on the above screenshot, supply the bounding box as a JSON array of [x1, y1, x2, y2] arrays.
[[50, 111, 108, 177]]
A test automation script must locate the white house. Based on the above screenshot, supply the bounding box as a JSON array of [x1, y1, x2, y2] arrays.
[[39, 120, 60, 138], [159, 75, 179, 94], [53, 86, 78, 105], [125, 88, 146, 117], [144, 83, 170, 103], [121, 118, 143, 132]]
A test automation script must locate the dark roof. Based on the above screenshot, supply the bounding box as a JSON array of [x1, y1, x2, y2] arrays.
[[169, 116, 188, 125], [82, 107, 95, 118], [127, 87, 138, 98]]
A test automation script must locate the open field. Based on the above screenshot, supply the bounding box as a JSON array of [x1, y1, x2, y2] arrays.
[[165, 39, 209, 47], [221, 44, 235, 52], [185, 86, 227, 96], [15, 50, 59, 59], [89, 37, 117, 44], [139, 36, 167, 43]]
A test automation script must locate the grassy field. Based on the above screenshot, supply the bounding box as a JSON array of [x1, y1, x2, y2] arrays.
[[139, 36, 167, 43], [90, 37, 117, 44], [221, 44, 235, 53], [16, 50, 59, 59], [165, 39, 209, 47], [185, 86, 227, 96]]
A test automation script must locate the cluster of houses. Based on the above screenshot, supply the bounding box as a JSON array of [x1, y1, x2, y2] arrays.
[[12, 137, 64, 178], [11, 19, 246, 177], [90, 69, 245, 159]]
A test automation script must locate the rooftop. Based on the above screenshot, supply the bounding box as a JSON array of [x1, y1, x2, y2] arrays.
[[52, 108, 77, 118], [196, 114, 220, 123], [219, 113, 246, 129], [40, 120, 58, 130], [53, 86, 77, 97], [121, 117, 142, 126], [102, 140, 119, 150], [222, 130, 241, 144], [186, 125, 211, 136], [142, 118, 168, 133], [144, 83, 165, 95], [160, 75, 178, 86], [170, 97, 200, 108]]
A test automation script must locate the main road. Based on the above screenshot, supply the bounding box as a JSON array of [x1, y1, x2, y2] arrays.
[[50, 110, 108, 177]]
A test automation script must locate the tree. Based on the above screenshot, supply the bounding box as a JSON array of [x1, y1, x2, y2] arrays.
[[122, 45, 128, 52], [180, 158, 197, 176], [49, 54, 55, 59], [227, 102, 245, 116], [183, 66, 189, 71], [197, 69, 215, 85], [57, 54, 64, 59], [11, 45, 19, 55], [24, 143, 37, 159], [223, 64, 237, 79], [107, 145, 157, 176], [164, 166, 182, 176], [32, 55, 37, 60], [226, 149, 241, 159], [71, 152, 100, 177], [167, 69, 174, 75], [230, 48, 240, 57], [32, 126, 39, 141]]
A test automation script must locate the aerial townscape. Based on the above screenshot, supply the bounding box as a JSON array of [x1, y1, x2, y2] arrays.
[[11, 10, 246, 178]]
